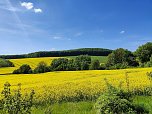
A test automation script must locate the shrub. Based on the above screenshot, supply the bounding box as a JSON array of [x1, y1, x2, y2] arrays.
[[13, 64, 32, 74], [0, 82, 35, 114], [34, 61, 51, 73], [0, 58, 14, 68], [90, 60, 100, 70], [95, 80, 149, 114], [95, 94, 149, 114], [95, 94, 136, 114]]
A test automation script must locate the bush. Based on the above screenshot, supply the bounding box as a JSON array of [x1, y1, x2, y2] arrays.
[[90, 60, 100, 70], [0, 58, 14, 68], [0, 82, 35, 114], [95, 80, 149, 114], [95, 94, 135, 114], [13, 64, 32, 74], [95, 94, 149, 114], [34, 61, 51, 73]]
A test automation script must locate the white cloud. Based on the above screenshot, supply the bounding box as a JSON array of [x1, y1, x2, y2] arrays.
[[120, 30, 125, 34], [20, 2, 33, 10], [52, 36, 62, 40], [20, 2, 43, 13], [34, 8, 42, 13]]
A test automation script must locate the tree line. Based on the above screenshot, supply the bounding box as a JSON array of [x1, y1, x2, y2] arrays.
[[0, 48, 112, 59]]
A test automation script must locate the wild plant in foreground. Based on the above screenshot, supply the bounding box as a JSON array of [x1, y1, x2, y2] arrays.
[[95, 78, 149, 114], [0, 82, 35, 114]]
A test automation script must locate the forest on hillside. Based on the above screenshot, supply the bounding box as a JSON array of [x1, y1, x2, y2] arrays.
[[0, 48, 112, 59]]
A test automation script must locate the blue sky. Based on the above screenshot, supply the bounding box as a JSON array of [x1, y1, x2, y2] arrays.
[[0, 0, 152, 54]]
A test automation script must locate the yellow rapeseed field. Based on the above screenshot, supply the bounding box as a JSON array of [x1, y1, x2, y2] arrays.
[[0, 57, 152, 103], [10, 57, 59, 69], [0, 57, 59, 75]]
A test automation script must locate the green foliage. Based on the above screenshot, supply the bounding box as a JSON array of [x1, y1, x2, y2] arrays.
[[95, 80, 149, 114], [133, 96, 152, 114], [51, 58, 69, 71], [90, 60, 100, 70], [13, 64, 32, 74], [106, 48, 138, 69], [66, 59, 76, 71], [74, 55, 91, 70], [144, 55, 152, 67], [135, 42, 152, 63], [0, 58, 14, 68], [95, 94, 136, 114], [132, 87, 152, 96], [34, 61, 51, 73], [32, 101, 96, 114], [108, 62, 129, 69], [100, 64, 106, 70], [51, 55, 91, 71], [0, 82, 35, 114], [44, 106, 52, 114]]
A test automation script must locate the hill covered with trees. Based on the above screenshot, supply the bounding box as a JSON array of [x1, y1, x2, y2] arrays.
[[0, 48, 112, 59]]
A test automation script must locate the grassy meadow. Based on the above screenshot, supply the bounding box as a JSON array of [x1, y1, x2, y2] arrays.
[[66, 56, 108, 63], [31, 96, 152, 114]]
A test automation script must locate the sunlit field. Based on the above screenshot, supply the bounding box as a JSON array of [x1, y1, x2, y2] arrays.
[[10, 57, 59, 69], [0, 57, 152, 103], [0, 57, 59, 74]]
